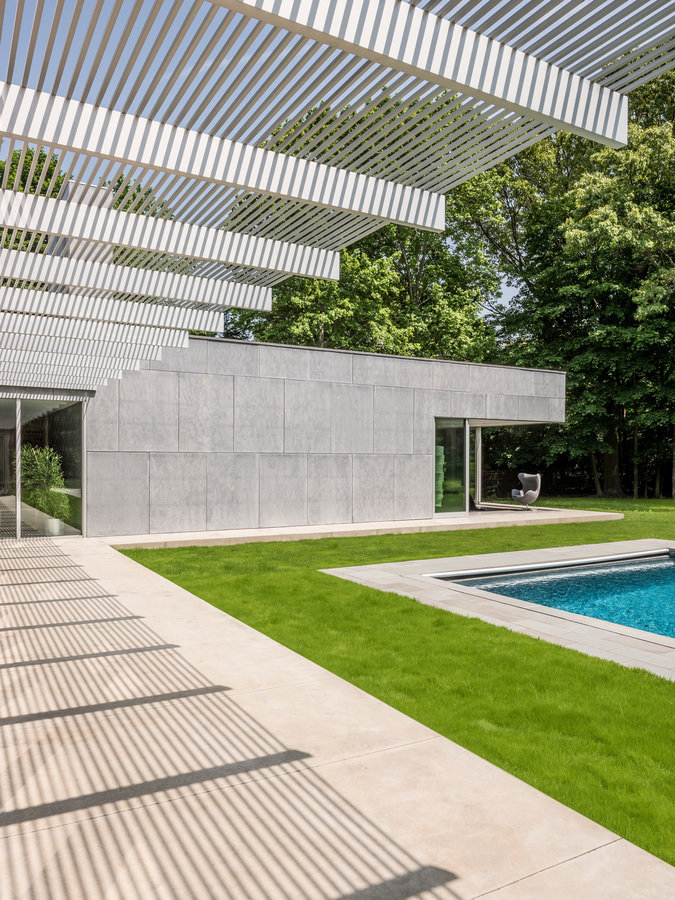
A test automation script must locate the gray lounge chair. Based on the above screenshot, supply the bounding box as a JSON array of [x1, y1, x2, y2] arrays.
[[511, 473, 541, 508]]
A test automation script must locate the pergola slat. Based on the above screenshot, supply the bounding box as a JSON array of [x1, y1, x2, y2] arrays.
[[220, 0, 628, 146], [0, 286, 224, 332], [0, 247, 271, 311], [0, 189, 340, 281], [0, 82, 446, 232]]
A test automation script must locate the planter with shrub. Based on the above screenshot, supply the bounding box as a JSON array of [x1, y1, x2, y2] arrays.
[[20, 444, 70, 529]]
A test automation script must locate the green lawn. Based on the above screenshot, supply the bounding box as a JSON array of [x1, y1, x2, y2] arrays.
[[125, 498, 675, 864]]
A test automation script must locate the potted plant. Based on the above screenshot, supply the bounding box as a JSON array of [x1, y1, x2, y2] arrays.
[[20, 444, 70, 534]]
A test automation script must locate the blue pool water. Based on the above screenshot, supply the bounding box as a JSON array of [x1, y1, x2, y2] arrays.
[[453, 556, 675, 638]]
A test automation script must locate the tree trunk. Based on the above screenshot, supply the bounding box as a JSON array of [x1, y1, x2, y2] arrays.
[[633, 421, 639, 500], [603, 428, 623, 497], [590, 452, 603, 497], [655, 465, 661, 499], [672, 423, 675, 499]]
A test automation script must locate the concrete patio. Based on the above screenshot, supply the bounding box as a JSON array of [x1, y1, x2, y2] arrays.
[[103, 503, 622, 549], [1, 536, 672, 898]]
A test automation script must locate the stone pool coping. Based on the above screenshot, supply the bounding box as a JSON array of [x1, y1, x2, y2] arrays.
[[323, 539, 675, 680]]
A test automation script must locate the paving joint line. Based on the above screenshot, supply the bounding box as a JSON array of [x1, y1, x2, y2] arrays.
[[472, 836, 625, 897]]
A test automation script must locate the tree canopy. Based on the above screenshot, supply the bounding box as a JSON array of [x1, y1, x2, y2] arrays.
[[226, 223, 498, 361], [446, 73, 675, 497]]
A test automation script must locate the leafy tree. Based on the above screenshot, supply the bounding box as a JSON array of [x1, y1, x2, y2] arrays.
[[447, 74, 675, 497], [226, 247, 412, 353], [227, 226, 497, 360], [227, 90, 500, 360]]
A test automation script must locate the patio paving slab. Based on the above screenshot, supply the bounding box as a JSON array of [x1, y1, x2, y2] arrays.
[[0, 537, 672, 898]]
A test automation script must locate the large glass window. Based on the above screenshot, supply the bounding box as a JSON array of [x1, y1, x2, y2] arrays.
[[0, 399, 17, 538], [435, 418, 467, 514], [19, 400, 82, 537]]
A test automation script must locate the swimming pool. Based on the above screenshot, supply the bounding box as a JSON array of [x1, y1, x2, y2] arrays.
[[435, 551, 675, 639]]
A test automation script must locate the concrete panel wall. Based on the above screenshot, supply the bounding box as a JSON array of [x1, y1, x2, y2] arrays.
[[85, 338, 565, 536]]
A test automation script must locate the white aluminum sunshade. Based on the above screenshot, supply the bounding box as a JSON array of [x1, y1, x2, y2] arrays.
[[0, 0, 673, 390]]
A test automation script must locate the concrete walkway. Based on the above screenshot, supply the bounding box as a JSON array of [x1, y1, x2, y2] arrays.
[[1, 537, 672, 899], [104, 504, 621, 549]]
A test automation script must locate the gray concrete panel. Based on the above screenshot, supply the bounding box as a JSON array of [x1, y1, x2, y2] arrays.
[[149, 453, 206, 533], [259, 345, 310, 381], [414, 388, 455, 422], [470, 365, 535, 396], [207, 340, 259, 376], [179, 373, 234, 453], [150, 341, 207, 373], [352, 455, 394, 522], [86, 380, 118, 452], [494, 366, 536, 396], [518, 395, 551, 421], [447, 391, 488, 419], [206, 453, 260, 529], [394, 454, 433, 519], [284, 380, 331, 453], [259, 455, 308, 526], [393, 357, 434, 389], [86, 451, 149, 536], [307, 454, 352, 524], [534, 370, 566, 399], [548, 398, 566, 422], [118, 370, 178, 452], [307, 350, 352, 383], [431, 362, 470, 392], [373, 386, 414, 454], [486, 393, 520, 420], [234, 376, 285, 452], [413, 391, 436, 456], [352, 353, 396, 386], [331, 384, 373, 453]]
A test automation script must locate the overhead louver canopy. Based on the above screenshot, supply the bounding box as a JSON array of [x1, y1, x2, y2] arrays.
[[1, 0, 674, 391]]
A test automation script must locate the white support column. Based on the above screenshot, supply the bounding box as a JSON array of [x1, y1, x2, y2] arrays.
[[222, 0, 628, 146], [0, 190, 340, 281], [0, 83, 446, 231], [15, 397, 20, 540], [464, 419, 471, 515], [81, 399, 87, 539], [475, 426, 482, 506]]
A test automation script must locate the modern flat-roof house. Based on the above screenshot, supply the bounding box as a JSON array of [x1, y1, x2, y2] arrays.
[[0, 1, 673, 538]]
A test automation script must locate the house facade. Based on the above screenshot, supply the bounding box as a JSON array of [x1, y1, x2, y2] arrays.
[[82, 337, 564, 537]]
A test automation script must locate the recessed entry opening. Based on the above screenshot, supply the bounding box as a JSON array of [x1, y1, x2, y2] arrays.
[[0, 398, 83, 539], [434, 418, 481, 516]]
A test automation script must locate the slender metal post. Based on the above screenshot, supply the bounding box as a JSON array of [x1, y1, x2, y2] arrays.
[[475, 427, 482, 505], [15, 398, 21, 540], [464, 419, 470, 514], [81, 400, 87, 537]]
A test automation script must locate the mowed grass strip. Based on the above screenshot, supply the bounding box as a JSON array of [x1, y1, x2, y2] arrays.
[[125, 498, 675, 864]]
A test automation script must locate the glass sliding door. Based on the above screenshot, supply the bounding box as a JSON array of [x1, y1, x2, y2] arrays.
[[470, 426, 482, 506], [434, 418, 468, 514], [0, 399, 17, 538], [20, 400, 82, 537]]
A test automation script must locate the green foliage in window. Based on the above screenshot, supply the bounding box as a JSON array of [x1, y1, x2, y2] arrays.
[[20, 444, 70, 520]]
